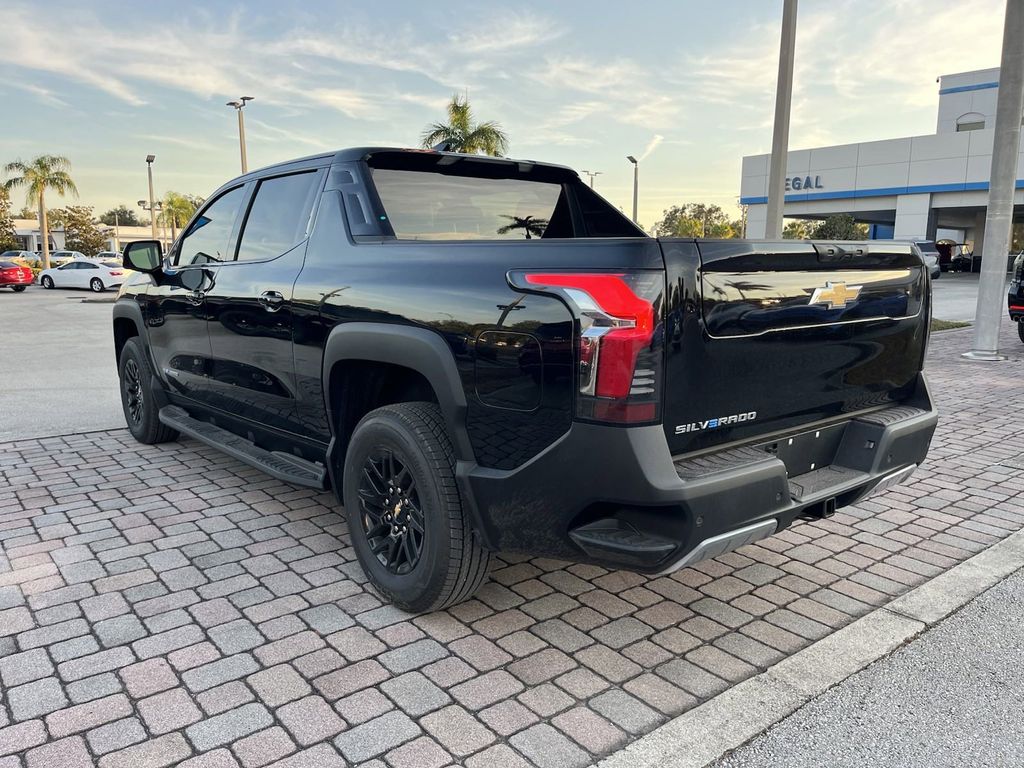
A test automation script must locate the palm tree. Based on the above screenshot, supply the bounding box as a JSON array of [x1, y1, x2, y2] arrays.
[[421, 94, 509, 156], [159, 192, 201, 243], [3, 155, 77, 270], [496, 215, 548, 239]]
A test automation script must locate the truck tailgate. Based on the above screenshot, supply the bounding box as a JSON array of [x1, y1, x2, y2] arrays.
[[660, 239, 929, 456]]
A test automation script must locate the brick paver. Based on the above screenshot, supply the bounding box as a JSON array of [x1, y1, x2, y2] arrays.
[[0, 324, 1022, 766]]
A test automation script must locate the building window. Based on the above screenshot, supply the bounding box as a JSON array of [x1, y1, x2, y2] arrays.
[[956, 113, 985, 132]]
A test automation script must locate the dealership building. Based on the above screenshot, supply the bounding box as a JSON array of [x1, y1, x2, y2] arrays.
[[741, 67, 1015, 252]]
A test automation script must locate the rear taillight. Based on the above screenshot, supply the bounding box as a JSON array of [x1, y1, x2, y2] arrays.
[[108, 271, 123, 276], [512, 271, 664, 424]]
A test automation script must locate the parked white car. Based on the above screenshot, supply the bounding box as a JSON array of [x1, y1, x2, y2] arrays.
[[39, 259, 127, 292], [48, 250, 87, 265]]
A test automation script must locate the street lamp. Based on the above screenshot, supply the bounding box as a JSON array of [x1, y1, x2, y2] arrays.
[[226, 96, 254, 173], [581, 170, 603, 189], [145, 154, 157, 239], [626, 156, 638, 224]]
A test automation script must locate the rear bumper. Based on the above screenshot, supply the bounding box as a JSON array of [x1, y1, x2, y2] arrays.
[[460, 374, 938, 572]]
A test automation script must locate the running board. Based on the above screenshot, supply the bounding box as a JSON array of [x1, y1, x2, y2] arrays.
[[159, 405, 327, 489]]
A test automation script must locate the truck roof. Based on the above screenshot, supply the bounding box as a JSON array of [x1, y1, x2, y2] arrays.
[[232, 147, 578, 182]]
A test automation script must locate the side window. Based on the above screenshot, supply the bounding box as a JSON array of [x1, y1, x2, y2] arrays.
[[176, 186, 246, 266], [236, 172, 318, 262]]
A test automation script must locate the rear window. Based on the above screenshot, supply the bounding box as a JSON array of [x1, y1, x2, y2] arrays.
[[915, 241, 938, 253], [0, 261, 17, 269], [102, 261, 121, 268], [371, 169, 566, 241]]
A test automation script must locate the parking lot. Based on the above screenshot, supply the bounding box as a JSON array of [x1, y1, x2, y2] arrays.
[[0, 288, 121, 442], [1, 314, 1022, 767]]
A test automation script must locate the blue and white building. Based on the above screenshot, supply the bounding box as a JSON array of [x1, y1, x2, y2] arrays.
[[741, 68, 1010, 251]]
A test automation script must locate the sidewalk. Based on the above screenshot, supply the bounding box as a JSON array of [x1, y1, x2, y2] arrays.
[[0, 321, 1022, 768], [716, 565, 1024, 767]]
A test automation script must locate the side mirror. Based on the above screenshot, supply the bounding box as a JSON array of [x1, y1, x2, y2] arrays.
[[123, 240, 163, 273]]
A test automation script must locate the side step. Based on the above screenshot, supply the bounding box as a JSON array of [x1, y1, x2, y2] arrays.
[[159, 405, 327, 490], [569, 519, 677, 569]]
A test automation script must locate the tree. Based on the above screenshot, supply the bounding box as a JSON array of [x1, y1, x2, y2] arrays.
[[62, 206, 107, 257], [2, 155, 78, 269], [810, 214, 867, 241], [15, 206, 35, 219], [0, 189, 18, 252], [783, 219, 814, 239], [653, 203, 736, 238], [159, 192, 203, 240], [100, 205, 143, 227], [496, 215, 548, 239], [421, 94, 509, 156]]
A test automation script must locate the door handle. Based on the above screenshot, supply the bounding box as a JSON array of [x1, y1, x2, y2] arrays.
[[258, 290, 285, 311], [185, 290, 205, 306]]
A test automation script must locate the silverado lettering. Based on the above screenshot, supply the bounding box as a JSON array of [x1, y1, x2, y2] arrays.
[[675, 412, 758, 434]]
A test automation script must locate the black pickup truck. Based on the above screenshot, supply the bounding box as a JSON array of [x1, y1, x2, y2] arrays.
[[113, 148, 937, 611]]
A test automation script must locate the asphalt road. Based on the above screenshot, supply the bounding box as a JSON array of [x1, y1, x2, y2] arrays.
[[930, 272, 990, 322], [717, 566, 1024, 767], [0, 286, 123, 441]]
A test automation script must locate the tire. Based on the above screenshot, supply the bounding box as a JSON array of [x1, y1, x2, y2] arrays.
[[343, 402, 490, 612], [1018, 321, 1024, 345], [41, 275, 53, 289], [11, 286, 26, 292], [90, 278, 104, 292], [118, 338, 178, 444]]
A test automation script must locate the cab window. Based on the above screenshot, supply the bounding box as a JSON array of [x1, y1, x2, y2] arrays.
[[176, 186, 246, 266]]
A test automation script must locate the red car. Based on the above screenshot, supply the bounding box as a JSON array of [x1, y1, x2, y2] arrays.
[[0, 261, 33, 292]]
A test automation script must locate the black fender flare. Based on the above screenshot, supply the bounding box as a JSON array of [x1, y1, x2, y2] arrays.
[[111, 300, 147, 365], [321, 322, 475, 462]]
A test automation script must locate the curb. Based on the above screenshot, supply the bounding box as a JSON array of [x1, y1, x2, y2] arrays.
[[598, 526, 1024, 768]]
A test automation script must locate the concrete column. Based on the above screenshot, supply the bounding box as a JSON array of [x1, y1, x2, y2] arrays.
[[746, 205, 768, 239], [968, 0, 1024, 360], [972, 210, 986, 261], [765, 0, 798, 239], [893, 194, 932, 239]]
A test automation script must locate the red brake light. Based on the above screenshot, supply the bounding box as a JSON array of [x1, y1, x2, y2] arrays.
[[515, 271, 664, 424], [524, 274, 654, 398]]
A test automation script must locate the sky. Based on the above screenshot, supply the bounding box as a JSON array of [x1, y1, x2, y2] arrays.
[[0, 0, 1006, 230]]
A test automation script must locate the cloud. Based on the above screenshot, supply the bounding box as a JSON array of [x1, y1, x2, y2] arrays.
[[638, 135, 664, 162], [447, 13, 564, 54]]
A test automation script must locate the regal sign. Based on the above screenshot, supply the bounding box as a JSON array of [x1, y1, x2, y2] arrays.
[[785, 175, 824, 191]]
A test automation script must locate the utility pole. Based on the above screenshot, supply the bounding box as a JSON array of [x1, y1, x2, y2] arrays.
[[765, 0, 798, 239], [582, 170, 602, 189], [965, 0, 1024, 361], [145, 155, 157, 239], [227, 97, 254, 173], [627, 156, 638, 224]]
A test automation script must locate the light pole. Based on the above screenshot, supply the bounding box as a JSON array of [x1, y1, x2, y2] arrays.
[[582, 170, 602, 189], [626, 156, 638, 224], [145, 154, 157, 239], [965, 0, 1024, 361], [765, 0, 798, 239], [138, 199, 163, 246], [226, 96, 254, 173]]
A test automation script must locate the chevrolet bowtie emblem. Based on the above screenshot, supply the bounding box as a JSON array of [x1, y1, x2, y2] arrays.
[[809, 281, 861, 309]]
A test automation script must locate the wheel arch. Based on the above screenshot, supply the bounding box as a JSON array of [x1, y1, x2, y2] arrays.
[[322, 323, 474, 469], [112, 301, 146, 366]]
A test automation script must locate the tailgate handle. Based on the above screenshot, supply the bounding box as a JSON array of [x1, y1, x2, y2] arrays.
[[814, 243, 865, 262]]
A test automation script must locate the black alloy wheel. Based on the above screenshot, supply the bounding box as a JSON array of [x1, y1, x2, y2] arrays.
[[122, 358, 144, 426], [358, 448, 426, 575]]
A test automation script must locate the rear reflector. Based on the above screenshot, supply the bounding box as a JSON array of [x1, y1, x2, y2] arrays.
[[511, 271, 664, 424]]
